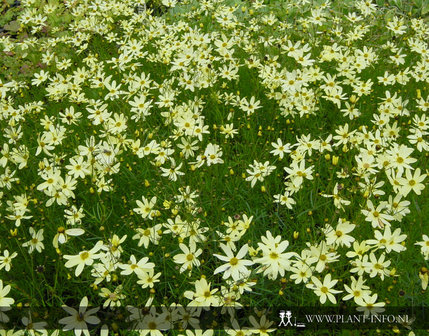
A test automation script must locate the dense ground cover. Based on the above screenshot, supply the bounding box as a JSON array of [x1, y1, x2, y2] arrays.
[[0, 0, 428, 335]]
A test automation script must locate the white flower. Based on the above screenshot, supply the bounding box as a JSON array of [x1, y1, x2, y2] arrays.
[[133, 196, 157, 220], [415, 235, 429, 260], [59, 296, 100, 336], [0, 250, 17, 272], [22, 228, 44, 254], [0, 280, 14, 310], [213, 244, 254, 281], [307, 274, 343, 304], [63, 241, 103, 277]]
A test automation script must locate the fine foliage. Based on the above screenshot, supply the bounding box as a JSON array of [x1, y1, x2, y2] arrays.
[[0, 0, 428, 335]]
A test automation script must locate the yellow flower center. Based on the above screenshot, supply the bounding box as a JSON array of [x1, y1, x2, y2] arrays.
[[269, 252, 279, 259], [80, 251, 89, 260], [230, 257, 239, 265], [374, 263, 383, 270], [186, 254, 194, 261]]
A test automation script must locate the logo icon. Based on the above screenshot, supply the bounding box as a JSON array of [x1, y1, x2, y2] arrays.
[[279, 310, 306, 328], [279, 310, 293, 327]]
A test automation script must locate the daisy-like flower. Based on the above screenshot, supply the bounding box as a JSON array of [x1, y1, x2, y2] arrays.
[[173, 242, 202, 274], [387, 144, 416, 175], [31, 70, 50, 86], [136, 269, 162, 289], [246, 160, 276, 188], [219, 123, 238, 139], [21, 313, 48, 336], [333, 123, 355, 146], [342, 276, 371, 304], [307, 274, 343, 304], [384, 193, 410, 221], [184, 277, 221, 307], [324, 218, 355, 248], [65, 156, 90, 179], [133, 196, 157, 220], [132, 224, 163, 248], [225, 320, 252, 336], [308, 241, 340, 273], [0, 250, 17, 272], [248, 313, 276, 336], [253, 231, 296, 280], [59, 106, 82, 125], [22, 228, 44, 254], [63, 241, 103, 277], [350, 254, 369, 276], [386, 16, 407, 35], [415, 235, 429, 260], [270, 138, 291, 159], [59, 296, 100, 336], [356, 294, 385, 316], [213, 244, 254, 281], [398, 168, 426, 196], [240, 96, 262, 115], [104, 79, 124, 100], [118, 255, 155, 277], [321, 183, 351, 210], [284, 160, 314, 187], [0, 280, 14, 308], [361, 200, 394, 229], [273, 191, 296, 209], [177, 138, 199, 159], [101, 234, 127, 258], [37, 169, 61, 193], [363, 252, 391, 280], [346, 241, 371, 259], [204, 143, 224, 166], [129, 94, 152, 121], [99, 285, 125, 308], [160, 160, 185, 181], [132, 308, 170, 336], [419, 270, 428, 290], [290, 264, 312, 284], [366, 226, 407, 253]]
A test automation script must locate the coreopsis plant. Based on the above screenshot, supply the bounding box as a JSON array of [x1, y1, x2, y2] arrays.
[[184, 277, 221, 308], [0, 280, 14, 308], [63, 241, 103, 277], [306, 274, 343, 304], [415, 235, 429, 260], [59, 296, 100, 336], [0, 249, 17, 272], [253, 231, 296, 280], [213, 244, 254, 281], [0, 0, 427, 333]]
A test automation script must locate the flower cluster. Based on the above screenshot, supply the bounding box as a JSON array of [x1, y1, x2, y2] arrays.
[[0, 0, 428, 334]]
